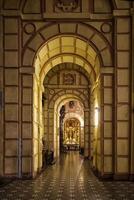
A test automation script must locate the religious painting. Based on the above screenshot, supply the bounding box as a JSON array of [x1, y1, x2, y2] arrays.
[[63, 118, 80, 145]]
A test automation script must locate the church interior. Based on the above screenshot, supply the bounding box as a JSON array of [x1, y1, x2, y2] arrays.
[[0, 0, 134, 199]]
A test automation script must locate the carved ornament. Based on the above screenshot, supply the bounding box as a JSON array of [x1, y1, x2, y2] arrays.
[[55, 0, 79, 12], [63, 73, 76, 85]]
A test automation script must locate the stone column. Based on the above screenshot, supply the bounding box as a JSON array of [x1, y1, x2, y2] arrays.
[[0, 15, 3, 176], [114, 11, 131, 180], [44, 99, 49, 148], [3, 17, 20, 177], [84, 109, 90, 157], [101, 69, 114, 178], [90, 94, 94, 165], [48, 108, 54, 151], [130, 7, 134, 180], [20, 70, 33, 177]]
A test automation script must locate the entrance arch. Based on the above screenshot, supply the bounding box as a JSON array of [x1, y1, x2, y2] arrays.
[[22, 23, 113, 178], [22, 22, 112, 69], [52, 94, 88, 158], [32, 35, 102, 177]]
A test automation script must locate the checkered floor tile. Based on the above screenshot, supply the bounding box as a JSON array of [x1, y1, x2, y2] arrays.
[[0, 152, 134, 200]]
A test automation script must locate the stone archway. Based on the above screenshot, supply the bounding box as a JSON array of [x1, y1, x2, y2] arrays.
[[2, 23, 113, 178], [49, 92, 89, 157], [41, 61, 91, 157], [20, 24, 114, 178], [30, 32, 104, 177], [22, 23, 112, 69], [53, 97, 85, 158]]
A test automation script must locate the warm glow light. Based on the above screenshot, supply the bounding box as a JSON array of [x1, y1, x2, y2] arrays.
[[94, 107, 99, 127]]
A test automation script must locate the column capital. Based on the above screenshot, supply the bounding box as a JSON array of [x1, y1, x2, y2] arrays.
[[101, 67, 114, 74], [113, 9, 130, 17]]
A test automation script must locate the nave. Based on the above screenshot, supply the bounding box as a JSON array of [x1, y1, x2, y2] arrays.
[[0, 152, 134, 200]]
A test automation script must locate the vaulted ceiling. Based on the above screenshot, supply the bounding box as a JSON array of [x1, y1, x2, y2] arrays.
[[35, 35, 100, 85]]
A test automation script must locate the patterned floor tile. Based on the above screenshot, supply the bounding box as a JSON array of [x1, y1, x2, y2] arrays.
[[0, 152, 134, 200]]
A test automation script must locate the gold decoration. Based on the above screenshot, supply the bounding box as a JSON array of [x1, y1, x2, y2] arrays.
[[63, 118, 80, 145]]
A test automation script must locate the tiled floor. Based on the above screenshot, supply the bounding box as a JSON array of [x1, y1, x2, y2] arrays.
[[0, 152, 134, 200]]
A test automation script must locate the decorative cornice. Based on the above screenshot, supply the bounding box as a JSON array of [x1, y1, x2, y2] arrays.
[[113, 9, 131, 16], [101, 67, 114, 74], [0, 9, 132, 20]]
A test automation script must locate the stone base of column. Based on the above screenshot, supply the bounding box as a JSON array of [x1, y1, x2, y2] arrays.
[[113, 173, 129, 181]]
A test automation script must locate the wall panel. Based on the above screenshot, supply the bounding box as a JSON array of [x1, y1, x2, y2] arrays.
[[101, 74, 114, 176], [0, 15, 4, 176], [21, 74, 33, 176], [115, 17, 131, 178], [3, 17, 20, 176]]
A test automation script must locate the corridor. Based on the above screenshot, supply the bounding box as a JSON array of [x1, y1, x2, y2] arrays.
[[0, 152, 134, 200]]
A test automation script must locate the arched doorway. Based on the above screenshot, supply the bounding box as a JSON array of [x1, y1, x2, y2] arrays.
[[43, 64, 90, 158], [21, 21, 114, 178], [57, 100, 84, 156], [62, 102, 84, 154], [31, 34, 102, 177]]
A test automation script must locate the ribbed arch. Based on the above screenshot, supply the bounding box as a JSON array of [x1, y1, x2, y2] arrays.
[[43, 63, 91, 85], [33, 35, 102, 85], [49, 91, 88, 110], [23, 23, 113, 75]]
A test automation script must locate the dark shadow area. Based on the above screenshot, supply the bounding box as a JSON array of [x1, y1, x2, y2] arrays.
[[0, 177, 14, 188]]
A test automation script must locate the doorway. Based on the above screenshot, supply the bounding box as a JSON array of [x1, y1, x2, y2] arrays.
[[59, 100, 84, 155], [32, 35, 102, 177]]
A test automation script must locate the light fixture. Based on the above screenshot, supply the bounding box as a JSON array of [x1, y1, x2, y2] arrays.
[[94, 107, 99, 127]]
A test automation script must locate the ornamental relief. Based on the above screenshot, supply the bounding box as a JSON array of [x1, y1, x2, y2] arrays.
[[63, 73, 76, 85], [55, 0, 80, 12]]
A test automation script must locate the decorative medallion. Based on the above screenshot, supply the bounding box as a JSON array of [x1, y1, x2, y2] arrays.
[[55, 0, 79, 12], [49, 89, 55, 95], [24, 23, 36, 35], [101, 23, 112, 34], [63, 73, 76, 85]]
